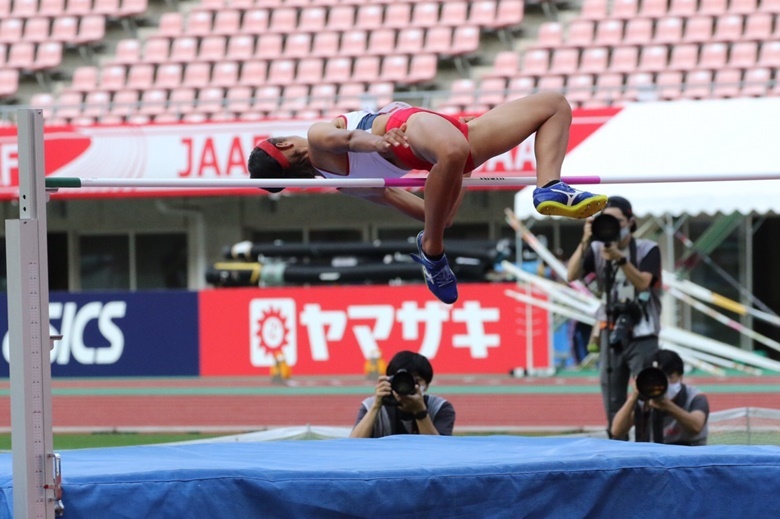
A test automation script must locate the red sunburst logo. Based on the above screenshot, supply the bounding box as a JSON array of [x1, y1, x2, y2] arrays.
[[255, 307, 289, 357]]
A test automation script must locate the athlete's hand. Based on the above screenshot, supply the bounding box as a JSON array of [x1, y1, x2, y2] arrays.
[[377, 125, 409, 151]]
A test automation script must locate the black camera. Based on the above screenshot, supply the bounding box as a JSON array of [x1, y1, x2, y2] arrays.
[[590, 213, 621, 245], [609, 302, 643, 350], [382, 369, 418, 406], [636, 366, 668, 400]]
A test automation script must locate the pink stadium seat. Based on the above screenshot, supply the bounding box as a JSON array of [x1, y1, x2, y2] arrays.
[[477, 77, 507, 106], [225, 35, 255, 62], [0, 19, 23, 44], [278, 84, 309, 113], [396, 28, 425, 55], [566, 74, 595, 104], [535, 22, 563, 48], [668, 0, 697, 17], [155, 64, 182, 90], [623, 71, 657, 101], [7, 41, 35, 70], [212, 10, 240, 36], [612, 0, 639, 19], [638, 45, 669, 72], [339, 31, 367, 57], [199, 36, 226, 62], [32, 41, 62, 71], [182, 62, 211, 88], [40, 0, 66, 17], [450, 26, 480, 56], [335, 82, 367, 111], [682, 70, 713, 98], [713, 15, 744, 42], [143, 38, 170, 64], [166, 89, 197, 117], [50, 17, 79, 44], [379, 54, 409, 83], [683, 16, 714, 44], [741, 67, 770, 96], [55, 91, 85, 120], [81, 90, 111, 119], [254, 85, 281, 113], [496, 0, 525, 29], [757, 41, 780, 67], [566, 20, 595, 48], [729, 0, 758, 14], [310, 31, 340, 59], [325, 5, 355, 31], [608, 45, 639, 73], [157, 12, 184, 38], [368, 82, 394, 108], [549, 48, 580, 75], [411, 3, 440, 28], [125, 63, 154, 90], [367, 29, 396, 56], [425, 26, 453, 55], [125, 114, 151, 125], [169, 37, 199, 63], [256, 33, 283, 60], [69, 66, 98, 92], [12, 0, 37, 18], [668, 43, 699, 71], [506, 76, 535, 101], [487, 50, 520, 78], [711, 68, 742, 98], [323, 57, 352, 83], [622, 18, 653, 46], [521, 48, 550, 76], [110, 89, 140, 118], [638, 0, 668, 18], [729, 41, 758, 68], [267, 59, 296, 86], [469, 0, 497, 27], [195, 87, 225, 114], [65, 0, 92, 17], [406, 53, 438, 85], [187, 10, 213, 37], [284, 33, 312, 59], [0, 42, 6, 67], [592, 73, 624, 105], [579, 0, 608, 20], [308, 83, 337, 112], [699, 42, 728, 69], [238, 60, 268, 87], [743, 13, 773, 41], [118, 0, 147, 21], [383, 3, 412, 30], [30, 92, 56, 118], [24, 18, 51, 44], [109, 39, 141, 66], [298, 7, 326, 33], [99, 65, 126, 91], [76, 15, 105, 47], [699, 0, 729, 15], [295, 57, 324, 84], [269, 8, 298, 33], [537, 75, 565, 92], [443, 78, 477, 109], [440, 2, 468, 26], [210, 61, 239, 88], [224, 85, 254, 114], [579, 47, 609, 74], [656, 71, 683, 100], [138, 89, 168, 117], [242, 9, 269, 34], [654, 17, 684, 44], [594, 19, 624, 46]]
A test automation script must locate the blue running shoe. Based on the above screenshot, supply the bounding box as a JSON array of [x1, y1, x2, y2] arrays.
[[533, 181, 608, 219], [410, 231, 458, 304]]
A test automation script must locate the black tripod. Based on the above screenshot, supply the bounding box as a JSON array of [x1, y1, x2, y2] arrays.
[[602, 259, 620, 439]]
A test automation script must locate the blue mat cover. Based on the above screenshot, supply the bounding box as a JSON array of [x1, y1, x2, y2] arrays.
[[1, 436, 779, 518]]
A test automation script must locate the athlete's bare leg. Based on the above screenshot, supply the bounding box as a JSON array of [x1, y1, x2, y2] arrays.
[[467, 91, 571, 187]]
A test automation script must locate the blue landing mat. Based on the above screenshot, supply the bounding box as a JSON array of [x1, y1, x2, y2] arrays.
[[1, 436, 780, 518]]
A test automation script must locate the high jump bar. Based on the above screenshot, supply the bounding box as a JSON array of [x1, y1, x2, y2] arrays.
[[45, 172, 780, 190]]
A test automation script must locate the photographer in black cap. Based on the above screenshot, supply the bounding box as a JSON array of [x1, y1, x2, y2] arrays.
[[610, 349, 710, 445], [567, 196, 663, 439], [350, 350, 455, 438]]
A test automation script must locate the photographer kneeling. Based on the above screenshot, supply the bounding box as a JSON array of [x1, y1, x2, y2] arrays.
[[350, 351, 456, 438], [567, 196, 663, 439], [611, 349, 710, 445]]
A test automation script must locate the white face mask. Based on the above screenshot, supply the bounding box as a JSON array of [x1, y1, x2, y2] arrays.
[[619, 226, 631, 242], [666, 381, 682, 399]]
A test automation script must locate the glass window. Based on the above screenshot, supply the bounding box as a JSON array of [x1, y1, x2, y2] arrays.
[[136, 233, 188, 289], [79, 235, 130, 290]]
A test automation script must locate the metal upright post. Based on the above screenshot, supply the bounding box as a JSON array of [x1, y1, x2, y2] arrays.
[[7, 109, 60, 518]]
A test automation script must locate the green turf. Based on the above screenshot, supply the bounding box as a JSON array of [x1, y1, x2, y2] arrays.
[[0, 432, 227, 450]]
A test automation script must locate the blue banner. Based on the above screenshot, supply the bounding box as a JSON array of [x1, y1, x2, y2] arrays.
[[0, 291, 199, 377]]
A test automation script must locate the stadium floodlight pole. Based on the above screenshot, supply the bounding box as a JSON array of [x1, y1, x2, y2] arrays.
[[7, 109, 63, 518], [43, 171, 780, 191]]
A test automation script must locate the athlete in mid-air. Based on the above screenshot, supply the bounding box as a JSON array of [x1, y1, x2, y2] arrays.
[[248, 92, 607, 304]]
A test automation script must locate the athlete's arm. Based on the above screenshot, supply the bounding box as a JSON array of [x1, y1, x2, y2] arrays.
[[308, 121, 407, 154]]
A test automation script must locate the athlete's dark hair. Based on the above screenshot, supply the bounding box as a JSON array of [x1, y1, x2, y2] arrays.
[[386, 351, 434, 385], [247, 137, 286, 194]]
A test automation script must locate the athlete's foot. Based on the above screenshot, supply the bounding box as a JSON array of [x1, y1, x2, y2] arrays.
[[410, 231, 458, 304], [533, 181, 608, 219]]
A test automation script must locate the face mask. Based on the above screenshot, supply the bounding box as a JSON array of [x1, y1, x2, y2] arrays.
[[666, 381, 682, 399], [620, 226, 631, 242], [419, 384, 427, 394]]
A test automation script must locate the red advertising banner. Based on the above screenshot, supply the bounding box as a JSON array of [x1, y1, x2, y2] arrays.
[[199, 283, 551, 376]]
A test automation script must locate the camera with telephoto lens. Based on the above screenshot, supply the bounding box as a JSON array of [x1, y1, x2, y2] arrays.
[[381, 369, 418, 406], [609, 301, 643, 350], [590, 213, 621, 245], [635, 366, 668, 400]]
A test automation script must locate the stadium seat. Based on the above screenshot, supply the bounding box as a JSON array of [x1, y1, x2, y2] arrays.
[[383, 3, 412, 30], [295, 57, 324, 84], [592, 73, 625, 105], [308, 83, 337, 112], [405, 54, 437, 85], [579, 0, 608, 20], [411, 2, 440, 28], [612, 0, 639, 19], [594, 19, 624, 47], [284, 33, 312, 59], [30, 92, 56, 117], [623, 71, 658, 101], [622, 18, 653, 46], [323, 57, 352, 83], [700, 0, 729, 15], [256, 33, 283, 60], [352, 55, 381, 83], [638, 45, 669, 72], [741, 67, 770, 96], [12, 0, 37, 18], [396, 28, 425, 55], [379, 54, 409, 83], [368, 82, 394, 108], [99, 65, 126, 91], [486, 50, 520, 78], [310, 31, 340, 59], [242, 9, 269, 34], [496, 0, 525, 29], [65, 0, 92, 17], [182, 62, 211, 88], [167, 88, 196, 115], [535, 22, 563, 48], [110, 89, 140, 118], [210, 61, 239, 88], [668, 43, 699, 71], [469, 0, 497, 27], [195, 87, 225, 114], [55, 91, 84, 120], [40, 0, 66, 17], [143, 38, 170, 64], [335, 82, 366, 111], [439, 2, 468, 26], [425, 26, 453, 55], [76, 15, 106, 48], [224, 85, 254, 114], [186, 10, 213, 37], [118, 0, 148, 24], [254, 85, 281, 113], [24, 18, 51, 44], [608, 45, 639, 73], [729, 0, 758, 14], [110, 39, 141, 66], [743, 13, 773, 41], [367, 29, 396, 56], [92, 0, 120, 17], [269, 8, 298, 33], [698, 42, 728, 69], [656, 70, 683, 99], [238, 60, 268, 87], [298, 6, 326, 33], [0, 42, 6, 66], [683, 16, 714, 44], [711, 68, 742, 98], [138, 89, 168, 117], [757, 41, 780, 67], [713, 15, 744, 42], [325, 5, 355, 32], [199, 36, 226, 62], [50, 17, 79, 44], [169, 37, 199, 63], [0, 68, 19, 100], [226, 35, 255, 62], [506, 76, 535, 101], [156, 64, 183, 90], [579, 47, 609, 74], [566, 74, 595, 104], [32, 41, 62, 71], [549, 48, 580, 75], [212, 10, 240, 36], [450, 26, 480, 56], [157, 12, 184, 38], [682, 69, 713, 98], [6, 41, 35, 70], [537, 75, 565, 92], [654, 17, 684, 44], [125, 63, 154, 90], [566, 20, 595, 48], [338, 30, 368, 58], [668, 0, 697, 17], [81, 90, 112, 119], [477, 77, 507, 106], [278, 84, 309, 113], [638, 0, 668, 18], [0, 19, 23, 44], [729, 41, 758, 68], [267, 59, 296, 86], [443, 78, 477, 109], [69, 66, 99, 92], [521, 48, 550, 76]]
